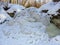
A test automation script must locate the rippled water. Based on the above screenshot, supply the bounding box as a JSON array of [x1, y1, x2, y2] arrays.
[[46, 23, 60, 38]]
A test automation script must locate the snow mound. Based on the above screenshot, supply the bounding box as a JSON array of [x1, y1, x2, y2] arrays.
[[7, 4, 25, 13], [0, 13, 7, 24], [15, 7, 41, 22], [0, 7, 12, 24], [15, 7, 50, 26], [38, 2, 57, 12], [0, 6, 50, 45], [48, 2, 60, 15], [0, 14, 48, 45]]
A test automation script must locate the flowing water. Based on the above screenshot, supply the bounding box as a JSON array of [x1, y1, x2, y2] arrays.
[[46, 23, 60, 38]]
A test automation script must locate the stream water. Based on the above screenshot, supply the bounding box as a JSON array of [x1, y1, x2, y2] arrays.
[[46, 23, 60, 38]]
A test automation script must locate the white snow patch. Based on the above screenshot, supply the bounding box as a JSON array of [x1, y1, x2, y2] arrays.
[[7, 4, 25, 13], [38, 2, 57, 12], [0, 7, 12, 24], [48, 2, 60, 15]]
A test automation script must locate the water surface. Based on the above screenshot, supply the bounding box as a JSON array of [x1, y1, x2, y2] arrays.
[[46, 23, 60, 38]]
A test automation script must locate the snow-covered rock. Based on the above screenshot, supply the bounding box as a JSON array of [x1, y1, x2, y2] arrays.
[[40, 13, 50, 26], [15, 7, 41, 22], [0, 13, 7, 24], [7, 4, 25, 13], [48, 2, 60, 15], [0, 7, 12, 24], [0, 2, 8, 8], [38, 1, 57, 13]]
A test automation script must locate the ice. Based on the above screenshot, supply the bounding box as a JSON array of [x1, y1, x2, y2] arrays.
[[0, 1, 8, 8], [15, 7, 51, 26], [0, 14, 6, 23]]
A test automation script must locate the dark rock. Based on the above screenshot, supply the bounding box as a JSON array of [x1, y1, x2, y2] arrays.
[[3, 7, 10, 11], [53, 0, 60, 2], [0, 20, 9, 24], [7, 11, 16, 17], [8, 13, 14, 17], [42, 10, 48, 13]]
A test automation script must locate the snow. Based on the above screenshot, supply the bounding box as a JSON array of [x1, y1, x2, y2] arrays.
[[15, 7, 50, 26], [0, 1, 60, 45], [48, 2, 60, 15], [0, 7, 12, 24], [7, 4, 25, 13], [14, 7, 41, 22], [38, 1, 57, 12], [0, 15, 48, 45], [50, 35, 60, 45], [0, 1, 8, 8], [0, 14, 7, 23]]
